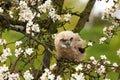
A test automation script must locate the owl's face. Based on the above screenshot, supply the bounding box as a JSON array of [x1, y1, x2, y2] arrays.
[[59, 37, 73, 48], [58, 33, 86, 54], [54, 31, 75, 49], [54, 31, 86, 61]]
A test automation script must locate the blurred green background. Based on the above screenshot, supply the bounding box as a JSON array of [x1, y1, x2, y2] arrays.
[[1, 0, 120, 79]]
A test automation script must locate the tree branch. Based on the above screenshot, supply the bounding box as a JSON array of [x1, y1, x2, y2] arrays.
[[73, 0, 96, 33]]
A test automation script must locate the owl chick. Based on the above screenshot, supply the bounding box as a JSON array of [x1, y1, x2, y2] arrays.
[[54, 31, 86, 62]]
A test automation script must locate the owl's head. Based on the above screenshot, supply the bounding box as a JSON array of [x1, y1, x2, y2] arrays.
[[54, 31, 75, 48]]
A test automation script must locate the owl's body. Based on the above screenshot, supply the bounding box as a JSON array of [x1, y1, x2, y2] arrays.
[[54, 31, 86, 62]]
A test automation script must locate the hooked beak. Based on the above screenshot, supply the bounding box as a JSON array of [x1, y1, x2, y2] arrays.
[[64, 40, 71, 48]]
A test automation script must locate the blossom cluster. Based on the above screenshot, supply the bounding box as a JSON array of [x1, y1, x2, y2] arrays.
[[0, 64, 20, 80], [0, 64, 34, 80], [40, 68, 62, 80], [70, 55, 119, 80], [103, 25, 116, 38], [99, 37, 107, 44], [0, 48, 12, 62], [102, 0, 120, 38], [101, 0, 120, 59], [18, 1, 40, 36], [26, 22, 40, 36], [0, 40, 33, 80], [38, 0, 52, 13], [15, 41, 34, 57], [0, 39, 12, 62], [0, 7, 3, 13], [48, 8, 61, 22], [17, 0, 71, 36], [23, 70, 34, 80], [19, 1, 35, 22], [101, 0, 118, 20], [39, 54, 119, 80], [0, 38, 6, 45]]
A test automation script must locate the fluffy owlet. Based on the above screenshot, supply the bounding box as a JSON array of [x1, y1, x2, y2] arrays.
[[54, 31, 86, 62]]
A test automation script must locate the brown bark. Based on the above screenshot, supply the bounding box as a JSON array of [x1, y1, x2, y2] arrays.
[[73, 0, 96, 33]]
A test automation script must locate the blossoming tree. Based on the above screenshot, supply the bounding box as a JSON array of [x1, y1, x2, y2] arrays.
[[0, 0, 120, 80]]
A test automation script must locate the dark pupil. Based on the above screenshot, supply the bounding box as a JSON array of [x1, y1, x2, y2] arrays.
[[79, 48, 85, 54], [70, 37, 73, 41], [61, 39, 66, 42]]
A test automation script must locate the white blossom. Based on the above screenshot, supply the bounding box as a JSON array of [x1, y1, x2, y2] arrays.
[[56, 76, 62, 80], [112, 62, 118, 70], [52, 34, 56, 39], [26, 27, 31, 34], [99, 37, 107, 44], [19, 1, 35, 21], [19, 10, 35, 22], [8, 73, 20, 80], [64, 13, 71, 22], [104, 78, 110, 80], [19, 1, 28, 9], [40, 73, 48, 80], [9, 11, 13, 18], [103, 26, 108, 35], [96, 65, 106, 75], [26, 27, 35, 36], [90, 56, 95, 60], [0, 48, 12, 62], [50, 63, 56, 71], [88, 41, 93, 47], [38, 0, 52, 13], [26, 22, 40, 35], [86, 64, 91, 69], [100, 55, 107, 60], [31, 24, 40, 33], [0, 7, 3, 13], [102, 7, 115, 19], [48, 8, 61, 22], [15, 41, 22, 47], [75, 64, 83, 71], [3, 48, 12, 56], [40, 68, 55, 80], [0, 56, 7, 63], [26, 21, 33, 27], [37, 13, 41, 17], [72, 73, 85, 80], [23, 70, 34, 80], [44, 68, 50, 73], [48, 74, 55, 80], [103, 26, 115, 38], [15, 48, 23, 57], [104, 60, 111, 64], [117, 48, 120, 57], [92, 60, 98, 65], [0, 39, 6, 45], [90, 56, 98, 65], [38, 5, 47, 13], [108, 25, 115, 31], [0, 64, 9, 79], [0, 65, 9, 73], [25, 48, 33, 56], [112, 62, 118, 67]]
